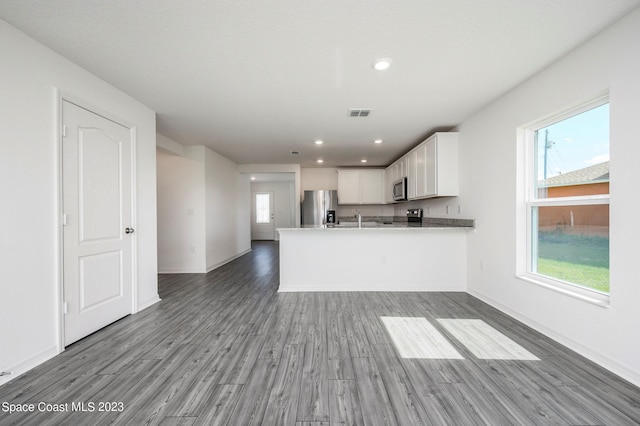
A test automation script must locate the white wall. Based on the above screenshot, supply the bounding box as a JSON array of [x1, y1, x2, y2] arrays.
[[156, 147, 206, 273], [205, 147, 251, 271], [458, 9, 640, 385], [156, 138, 251, 273], [0, 19, 158, 384], [393, 197, 468, 219], [157, 133, 185, 156]]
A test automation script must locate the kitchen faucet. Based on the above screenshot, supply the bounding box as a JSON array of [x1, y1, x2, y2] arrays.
[[354, 211, 362, 228]]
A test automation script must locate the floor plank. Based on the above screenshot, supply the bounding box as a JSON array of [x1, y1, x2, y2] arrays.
[[328, 379, 364, 426], [352, 357, 398, 425], [262, 344, 305, 426], [297, 322, 330, 422], [192, 384, 243, 426], [1, 241, 640, 425]]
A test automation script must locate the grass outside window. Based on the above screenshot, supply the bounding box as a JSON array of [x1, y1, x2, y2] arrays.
[[535, 232, 609, 293]]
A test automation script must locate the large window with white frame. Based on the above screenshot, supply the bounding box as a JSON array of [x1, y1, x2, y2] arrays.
[[521, 95, 610, 304]]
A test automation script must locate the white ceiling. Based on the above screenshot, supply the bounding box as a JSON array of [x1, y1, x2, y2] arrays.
[[1, 1, 638, 167]]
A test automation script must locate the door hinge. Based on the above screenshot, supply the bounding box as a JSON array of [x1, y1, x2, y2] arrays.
[[63, 302, 68, 315], [62, 124, 67, 137], [62, 213, 68, 226]]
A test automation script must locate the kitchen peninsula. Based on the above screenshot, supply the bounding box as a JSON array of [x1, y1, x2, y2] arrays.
[[278, 218, 474, 292]]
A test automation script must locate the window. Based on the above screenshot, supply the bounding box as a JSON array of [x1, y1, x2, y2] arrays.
[[521, 96, 609, 304], [255, 193, 271, 224]]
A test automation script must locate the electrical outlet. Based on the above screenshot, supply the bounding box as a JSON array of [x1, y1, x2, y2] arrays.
[[446, 205, 450, 214], [480, 260, 486, 271], [190, 245, 195, 253], [458, 205, 462, 214], [381, 256, 388, 264]]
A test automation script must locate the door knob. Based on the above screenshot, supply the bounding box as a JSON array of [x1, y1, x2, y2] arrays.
[[125, 227, 135, 234]]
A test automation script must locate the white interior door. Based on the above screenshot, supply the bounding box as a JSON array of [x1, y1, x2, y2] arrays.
[[252, 191, 275, 240], [62, 100, 133, 346]]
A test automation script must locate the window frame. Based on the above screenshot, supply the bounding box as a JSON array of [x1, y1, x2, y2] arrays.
[[518, 94, 610, 307]]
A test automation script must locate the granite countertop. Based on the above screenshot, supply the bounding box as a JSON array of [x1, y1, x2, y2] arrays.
[[278, 217, 475, 232]]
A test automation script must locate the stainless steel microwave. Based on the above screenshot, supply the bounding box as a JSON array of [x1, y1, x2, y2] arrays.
[[392, 177, 407, 201]]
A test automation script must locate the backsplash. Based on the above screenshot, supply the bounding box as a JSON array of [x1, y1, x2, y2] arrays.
[[337, 215, 475, 227]]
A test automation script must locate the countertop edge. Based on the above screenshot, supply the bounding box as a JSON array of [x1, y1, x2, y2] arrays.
[[277, 226, 474, 232]]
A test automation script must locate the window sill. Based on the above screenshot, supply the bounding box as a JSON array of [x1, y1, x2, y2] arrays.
[[516, 274, 610, 308]]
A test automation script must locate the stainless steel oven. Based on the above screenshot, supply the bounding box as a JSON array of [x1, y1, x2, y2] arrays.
[[406, 208, 423, 226]]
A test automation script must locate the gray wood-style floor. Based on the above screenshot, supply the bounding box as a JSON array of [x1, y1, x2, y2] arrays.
[[2, 241, 639, 425]]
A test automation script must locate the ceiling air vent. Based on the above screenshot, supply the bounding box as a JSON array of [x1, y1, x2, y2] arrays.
[[348, 109, 371, 117]]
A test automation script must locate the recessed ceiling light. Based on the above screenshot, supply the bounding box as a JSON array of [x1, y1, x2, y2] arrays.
[[315, 140, 323, 145], [372, 58, 392, 71], [374, 139, 383, 144], [361, 159, 368, 163], [250, 176, 256, 180], [317, 159, 324, 163]]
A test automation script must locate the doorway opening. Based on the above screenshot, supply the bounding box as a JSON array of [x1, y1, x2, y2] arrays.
[[248, 173, 295, 241]]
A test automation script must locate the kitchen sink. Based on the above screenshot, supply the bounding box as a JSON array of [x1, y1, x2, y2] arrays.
[[332, 221, 391, 228]]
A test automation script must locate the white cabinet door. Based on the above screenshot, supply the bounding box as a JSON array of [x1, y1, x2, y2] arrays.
[[425, 136, 438, 197], [337, 170, 360, 204], [433, 132, 459, 196], [360, 170, 384, 204], [398, 157, 408, 178], [338, 169, 384, 204], [407, 150, 417, 199], [416, 144, 427, 198]]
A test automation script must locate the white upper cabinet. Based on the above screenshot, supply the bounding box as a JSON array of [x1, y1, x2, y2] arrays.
[[385, 156, 408, 203], [407, 150, 418, 200], [360, 170, 384, 204], [425, 132, 458, 198], [408, 132, 459, 200], [337, 170, 360, 204], [387, 157, 407, 182], [339, 132, 457, 205], [415, 143, 427, 197], [338, 169, 384, 204]]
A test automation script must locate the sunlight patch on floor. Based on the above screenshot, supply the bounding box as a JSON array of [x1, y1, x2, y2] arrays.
[[380, 317, 464, 359], [437, 319, 539, 360]]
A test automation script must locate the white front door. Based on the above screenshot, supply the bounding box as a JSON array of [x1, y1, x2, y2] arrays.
[[62, 100, 134, 346], [252, 191, 275, 240]]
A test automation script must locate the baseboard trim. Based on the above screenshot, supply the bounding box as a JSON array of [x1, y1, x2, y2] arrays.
[[157, 267, 207, 274], [278, 284, 466, 292], [468, 289, 640, 388], [0, 345, 59, 386], [206, 248, 252, 273], [136, 295, 161, 312], [158, 250, 253, 275]]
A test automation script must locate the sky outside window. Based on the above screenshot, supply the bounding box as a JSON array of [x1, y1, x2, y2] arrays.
[[535, 103, 609, 180]]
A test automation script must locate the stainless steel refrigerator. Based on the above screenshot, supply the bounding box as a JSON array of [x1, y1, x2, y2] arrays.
[[301, 190, 338, 225]]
